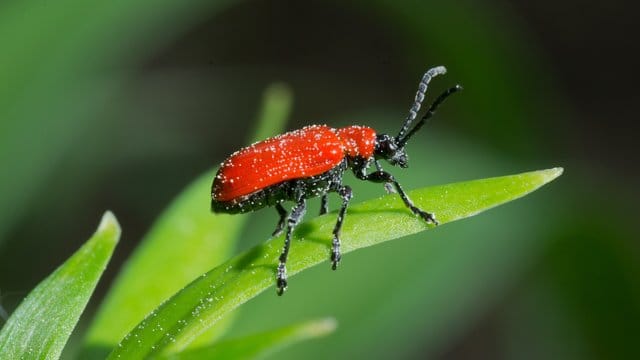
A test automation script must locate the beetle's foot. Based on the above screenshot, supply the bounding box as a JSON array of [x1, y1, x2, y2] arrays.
[[276, 263, 287, 296], [276, 279, 287, 296], [421, 211, 439, 225], [413, 207, 438, 225]]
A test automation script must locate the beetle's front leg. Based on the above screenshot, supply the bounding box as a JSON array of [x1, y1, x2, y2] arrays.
[[374, 160, 396, 194], [356, 169, 438, 225]]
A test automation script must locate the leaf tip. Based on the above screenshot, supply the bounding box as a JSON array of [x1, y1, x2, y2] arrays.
[[98, 210, 121, 241], [543, 166, 564, 183]]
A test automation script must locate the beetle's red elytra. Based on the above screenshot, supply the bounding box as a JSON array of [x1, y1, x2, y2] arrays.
[[212, 125, 376, 203], [212, 66, 462, 295]]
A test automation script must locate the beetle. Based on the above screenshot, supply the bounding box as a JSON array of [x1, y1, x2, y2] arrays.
[[212, 66, 461, 295]]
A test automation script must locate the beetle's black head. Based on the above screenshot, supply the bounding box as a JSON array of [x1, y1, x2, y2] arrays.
[[375, 134, 408, 168]]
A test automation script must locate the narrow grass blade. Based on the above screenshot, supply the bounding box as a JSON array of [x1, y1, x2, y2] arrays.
[[83, 83, 292, 356], [0, 211, 120, 360], [108, 167, 562, 359], [251, 83, 293, 142], [160, 318, 336, 360]]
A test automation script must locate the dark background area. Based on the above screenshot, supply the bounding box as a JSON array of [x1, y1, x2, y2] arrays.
[[1, 0, 638, 358]]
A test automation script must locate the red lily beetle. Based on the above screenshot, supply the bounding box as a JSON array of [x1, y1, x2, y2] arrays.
[[212, 66, 461, 295]]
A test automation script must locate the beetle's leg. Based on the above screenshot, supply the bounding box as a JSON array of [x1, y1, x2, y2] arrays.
[[277, 194, 307, 296], [331, 185, 352, 270], [272, 203, 287, 237], [320, 194, 329, 215], [358, 170, 438, 225]]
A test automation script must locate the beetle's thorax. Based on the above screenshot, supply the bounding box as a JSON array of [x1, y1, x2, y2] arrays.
[[335, 125, 377, 159]]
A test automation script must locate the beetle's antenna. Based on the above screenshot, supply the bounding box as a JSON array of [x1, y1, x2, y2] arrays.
[[396, 66, 447, 142], [398, 84, 462, 147]]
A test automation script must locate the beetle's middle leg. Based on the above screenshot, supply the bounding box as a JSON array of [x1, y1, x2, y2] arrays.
[[331, 185, 352, 270], [277, 192, 306, 296]]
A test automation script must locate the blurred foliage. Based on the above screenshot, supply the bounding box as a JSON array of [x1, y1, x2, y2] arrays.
[[0, 0, 637, 359]]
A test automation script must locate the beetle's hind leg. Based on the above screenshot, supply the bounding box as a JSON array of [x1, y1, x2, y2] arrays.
[[272, 203, 287, 237], [277, 194, 307, 296], [331, 185, 352, 270]]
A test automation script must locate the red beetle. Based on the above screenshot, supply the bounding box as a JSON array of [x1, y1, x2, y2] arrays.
[[212, 66, 461, 295]]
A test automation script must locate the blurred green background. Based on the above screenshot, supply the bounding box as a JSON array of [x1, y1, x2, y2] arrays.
[[1, 0, 637, 358]]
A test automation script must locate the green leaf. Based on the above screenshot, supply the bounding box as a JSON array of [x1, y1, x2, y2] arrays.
[[251, 83, 294, 142], [108, 167, 563, 359], [0, 211, 120, 360], [83, 83, 293, 357], [160, 318, 336, 360]]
